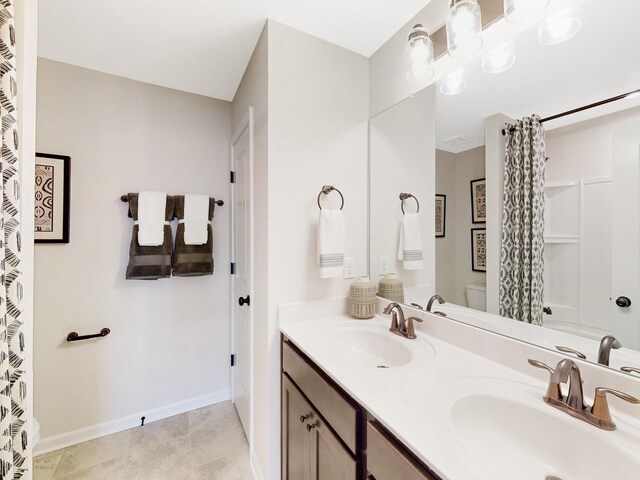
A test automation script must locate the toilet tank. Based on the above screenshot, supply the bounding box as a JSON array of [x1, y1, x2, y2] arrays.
[[465, 282, 487, 311]]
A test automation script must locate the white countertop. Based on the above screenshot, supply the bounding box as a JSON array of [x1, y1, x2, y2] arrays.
[[279, 302, 640, 480]]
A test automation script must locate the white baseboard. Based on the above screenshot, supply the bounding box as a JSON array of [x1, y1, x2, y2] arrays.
[[34, 389, 230, 456], [250, 448, 265, 480]]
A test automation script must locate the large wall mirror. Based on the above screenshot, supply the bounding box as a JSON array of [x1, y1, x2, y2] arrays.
[[369, 0, 640, 375]]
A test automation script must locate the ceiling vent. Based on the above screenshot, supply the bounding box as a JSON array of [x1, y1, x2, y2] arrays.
[[442, 135, 473, 147]]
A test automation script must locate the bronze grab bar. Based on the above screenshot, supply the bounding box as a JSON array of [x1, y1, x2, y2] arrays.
[[317, 185, 344, 210], [399, 192, 420, 214], [120, 195, 224, 207], [67, 328, 111, 342]]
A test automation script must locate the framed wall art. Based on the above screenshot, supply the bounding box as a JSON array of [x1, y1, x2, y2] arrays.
[[435, 194, 446, 238], [35, 153, 70, 243], [471, 228, 486, 272], [470, 177, 486, 223]]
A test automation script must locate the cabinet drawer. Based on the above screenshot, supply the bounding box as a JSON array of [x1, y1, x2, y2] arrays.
[[367, 421, 436, 480], [282, 339, 360, 454]]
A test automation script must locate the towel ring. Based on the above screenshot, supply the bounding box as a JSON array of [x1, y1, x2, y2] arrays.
[[317, 185, 344, 210], [399, 193, 419, 214]]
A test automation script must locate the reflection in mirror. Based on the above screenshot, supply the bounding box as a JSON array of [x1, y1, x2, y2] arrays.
[[369, 0, 640, 374]]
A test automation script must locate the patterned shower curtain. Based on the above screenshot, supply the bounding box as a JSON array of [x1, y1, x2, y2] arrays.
[[499, 115, 546, 326], [0, 1, 28, 479]]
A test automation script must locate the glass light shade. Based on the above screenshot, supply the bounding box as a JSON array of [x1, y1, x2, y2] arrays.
[[406, 24, 434, 84], [538, 9, 582, 45], [504, 0, 550, 23], [446, 0, 483, 59], [482, 42, 515, 73], [440, 70, 468, 95]]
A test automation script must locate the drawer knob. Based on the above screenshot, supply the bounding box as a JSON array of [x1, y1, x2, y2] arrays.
[[299, 414, 311, 423], [306, 423, 316, 432]]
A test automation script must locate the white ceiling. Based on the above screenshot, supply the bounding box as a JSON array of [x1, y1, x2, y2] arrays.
[[38, 0, 433, 102], [436, 0, 640, 153]]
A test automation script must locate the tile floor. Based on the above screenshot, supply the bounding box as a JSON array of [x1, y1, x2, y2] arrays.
[[33, 401, 253, 480]]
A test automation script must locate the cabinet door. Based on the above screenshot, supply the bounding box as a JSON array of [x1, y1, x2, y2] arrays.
[[366, 421, 436, 480], [309, 415, 358, 480], [282, 376, 314, 480]]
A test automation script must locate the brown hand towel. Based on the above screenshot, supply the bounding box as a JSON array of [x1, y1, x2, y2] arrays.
[[172, 195, 215, 277], [125, 193, 174, 280]]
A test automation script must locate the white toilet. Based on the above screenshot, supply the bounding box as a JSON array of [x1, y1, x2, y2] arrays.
[[465, 283, 486, 311]]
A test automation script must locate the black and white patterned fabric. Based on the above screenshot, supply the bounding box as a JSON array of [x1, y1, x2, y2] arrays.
[[499, 115, 546, 326], [0, 1, 28, 478]]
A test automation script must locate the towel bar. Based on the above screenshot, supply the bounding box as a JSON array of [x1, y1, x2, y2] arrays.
[[399, 193, 420, 214], [317, 185, 344, 210], [67, 328, 111, 342], [120, 195, 224, 206]]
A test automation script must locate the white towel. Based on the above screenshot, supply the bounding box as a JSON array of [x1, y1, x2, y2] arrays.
[[137, 191, 167, 246], [317, 209, 346, 279], [397, 213, 423, 270], [183, 194, 210, 245]]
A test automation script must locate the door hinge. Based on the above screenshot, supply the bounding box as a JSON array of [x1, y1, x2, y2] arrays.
[[230, 262, 236, 275], [230, 354, 236, 367], [230, 171, 236, 184]]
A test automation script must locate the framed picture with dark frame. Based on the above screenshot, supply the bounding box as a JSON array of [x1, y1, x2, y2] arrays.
[[470, 178, 486, 223], [35, 153, 70, 243], [471, 228, 486, 272], [435, 194, 446, 238]]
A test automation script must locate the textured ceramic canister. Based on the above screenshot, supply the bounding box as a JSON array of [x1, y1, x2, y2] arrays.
[[348, 276, 377, 319], [378, 273, 404, 303]]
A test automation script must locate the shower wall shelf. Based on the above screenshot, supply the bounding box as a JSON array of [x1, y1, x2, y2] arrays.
[[545, 180, 579, 188], [544, 235, 580, 244]]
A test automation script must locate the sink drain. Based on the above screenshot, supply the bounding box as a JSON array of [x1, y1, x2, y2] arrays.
[[376, 365, 389, 369], [546, 476, 563, 480]]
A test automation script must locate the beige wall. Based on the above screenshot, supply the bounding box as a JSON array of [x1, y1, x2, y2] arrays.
[[246, 21, 369, 480], [370, 87, 436, 291], [435, 147, 486, 306], [35, 59, 232, 448], [435, 152, 456, 302], [231, 22, 370, 480]]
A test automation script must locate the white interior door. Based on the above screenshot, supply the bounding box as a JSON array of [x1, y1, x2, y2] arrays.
[[611, 120, 640, 349], [231, 108, 253, 439]]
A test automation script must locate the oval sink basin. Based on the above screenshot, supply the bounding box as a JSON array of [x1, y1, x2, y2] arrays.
[[322, 326, 427, 368], [436, 378, 640, 479]]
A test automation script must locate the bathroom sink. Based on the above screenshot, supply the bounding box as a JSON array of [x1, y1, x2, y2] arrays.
[[321, 326, 428, 368], [431, 378, 640, 480]]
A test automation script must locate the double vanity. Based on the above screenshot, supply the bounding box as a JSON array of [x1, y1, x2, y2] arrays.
[[279, 298, 640, 480]]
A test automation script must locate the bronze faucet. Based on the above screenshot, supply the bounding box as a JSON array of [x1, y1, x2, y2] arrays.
[[529, 358, 640, 430], [383, 303, 423, 339], [426, 294, 445, 312], [597, 335, 621, 366]]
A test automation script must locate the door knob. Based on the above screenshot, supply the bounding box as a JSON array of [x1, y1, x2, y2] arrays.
[[238, 295, 250, 306], [616, 296, 632, 308]]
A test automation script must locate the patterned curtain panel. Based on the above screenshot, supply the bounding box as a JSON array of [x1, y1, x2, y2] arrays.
[[499, 115, 546, 326], [0, 1, 28, 479]]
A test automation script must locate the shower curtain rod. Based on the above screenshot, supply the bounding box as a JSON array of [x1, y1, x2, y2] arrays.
[[501, 87, 640, 135]]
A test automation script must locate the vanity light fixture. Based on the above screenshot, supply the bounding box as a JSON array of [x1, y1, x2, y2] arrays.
[[406, 24, 435, 84], [482, 41, 515, 73], [538, 8, 582, 45], [503, 0, 549, 23], [446, 0, 483, 59], [440, 69, 468, 95]]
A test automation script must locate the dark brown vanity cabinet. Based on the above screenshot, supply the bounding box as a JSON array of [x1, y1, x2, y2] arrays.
[[282, 375, 358, 480], [282, 338, 360, 480], [281, 336, 439, 480], [366, 421, 437, 480]]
